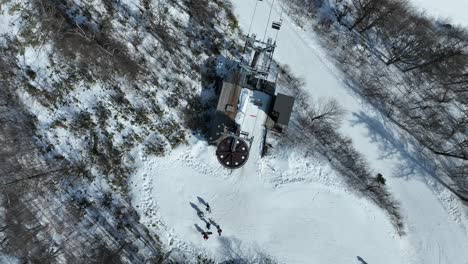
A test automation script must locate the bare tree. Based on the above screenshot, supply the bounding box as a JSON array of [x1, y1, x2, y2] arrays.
[[307, 98, 345, 127], [347, 0, 385, 31], [355, 0, 406, 34], [379, 12, 433, 66]]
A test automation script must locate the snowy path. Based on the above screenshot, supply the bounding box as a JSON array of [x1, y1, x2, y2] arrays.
[[129, 1, 468, 263]]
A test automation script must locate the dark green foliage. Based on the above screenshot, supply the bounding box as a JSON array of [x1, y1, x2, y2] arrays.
[[197, 255, 215, 264], [376, 173, 386, 185], [133, 109, 151, 126], [73, 111, 95, 131], [25, 67, 36, 80], [144, 140, 166, 156]]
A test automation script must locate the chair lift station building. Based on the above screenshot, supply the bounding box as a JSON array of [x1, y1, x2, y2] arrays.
[[212, 29, 294, 169]]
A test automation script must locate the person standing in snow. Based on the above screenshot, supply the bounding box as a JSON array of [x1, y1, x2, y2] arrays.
[[205, 231, 213, 240], [197, 211, 204, 219], [216, 225, 222, 236], [206, 222, 211, 230], [206, 203, 211, 213]]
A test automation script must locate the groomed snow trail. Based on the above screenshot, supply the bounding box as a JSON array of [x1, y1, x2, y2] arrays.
[[130, 0, 468, 263], [407, 0, 468, 27]]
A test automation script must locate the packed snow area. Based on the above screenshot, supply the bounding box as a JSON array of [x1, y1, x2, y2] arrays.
[[130, 0, 468, 263], [407, 0, 468, 27], [131, 138, 407, 263]]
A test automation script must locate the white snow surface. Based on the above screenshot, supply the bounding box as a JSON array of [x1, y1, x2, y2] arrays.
[[130, 0, 468, 263], [0, 1, 22, 42], [0, 255, 20, 264], [407, 0, 468, 27], [131, 138, 405, 264]]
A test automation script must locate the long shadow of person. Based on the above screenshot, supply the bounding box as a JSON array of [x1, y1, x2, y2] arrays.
[[189, 202, 204, 218], [357, 256, 368, 264], [209, 218, 218, 226], [197, 196, 208, 207], [194, 224, 204, 234], [201, 218, 211, 229], [197, 196, 211, 213]]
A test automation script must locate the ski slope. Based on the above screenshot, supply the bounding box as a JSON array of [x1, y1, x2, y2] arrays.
[[235, 0, 468, 262], [408, 0, 468, 27], [130, 0, 468, 263]]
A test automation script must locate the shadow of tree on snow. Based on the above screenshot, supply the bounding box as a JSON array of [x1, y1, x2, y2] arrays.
[[218, 237, 278, 264]]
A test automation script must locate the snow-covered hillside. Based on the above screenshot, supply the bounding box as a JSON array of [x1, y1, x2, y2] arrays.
[[0, 0, 242, 262], [2, 0, 467, 262], [129, 0, 468, 263]]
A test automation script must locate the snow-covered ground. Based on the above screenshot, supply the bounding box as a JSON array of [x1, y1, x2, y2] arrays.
[[0, 255, 20, 264], [407, 0, 468, 27], [131, 138, 407, 263], [130, 0, 468, 263]]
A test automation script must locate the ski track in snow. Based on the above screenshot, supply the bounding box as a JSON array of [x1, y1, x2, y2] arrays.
[[129, 0, 468, 263]]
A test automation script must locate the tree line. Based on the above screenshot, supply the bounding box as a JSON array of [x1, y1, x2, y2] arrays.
[[285, 0, 468, 197]]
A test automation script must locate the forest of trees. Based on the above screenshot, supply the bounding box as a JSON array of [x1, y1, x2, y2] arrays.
[[285, 0, 468, 199]]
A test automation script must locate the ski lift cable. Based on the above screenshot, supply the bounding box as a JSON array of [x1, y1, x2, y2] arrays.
[[280, 0, 284, 20], [262, 0, 276, 43], [247, 0, 260, 36], [274, 27, 280, 43], [274, 2, 284, 43]]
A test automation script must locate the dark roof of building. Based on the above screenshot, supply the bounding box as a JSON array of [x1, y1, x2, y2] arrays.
[[272, 93, 294, 126]]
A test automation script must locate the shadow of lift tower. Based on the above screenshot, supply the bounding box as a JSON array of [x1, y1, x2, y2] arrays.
[[211, 19, 294, 170]]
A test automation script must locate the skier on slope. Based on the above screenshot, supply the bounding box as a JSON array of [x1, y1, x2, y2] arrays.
[[216, 225, 222, 236], [206, 222, 211, 230], [206, 203, 211, 213]]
